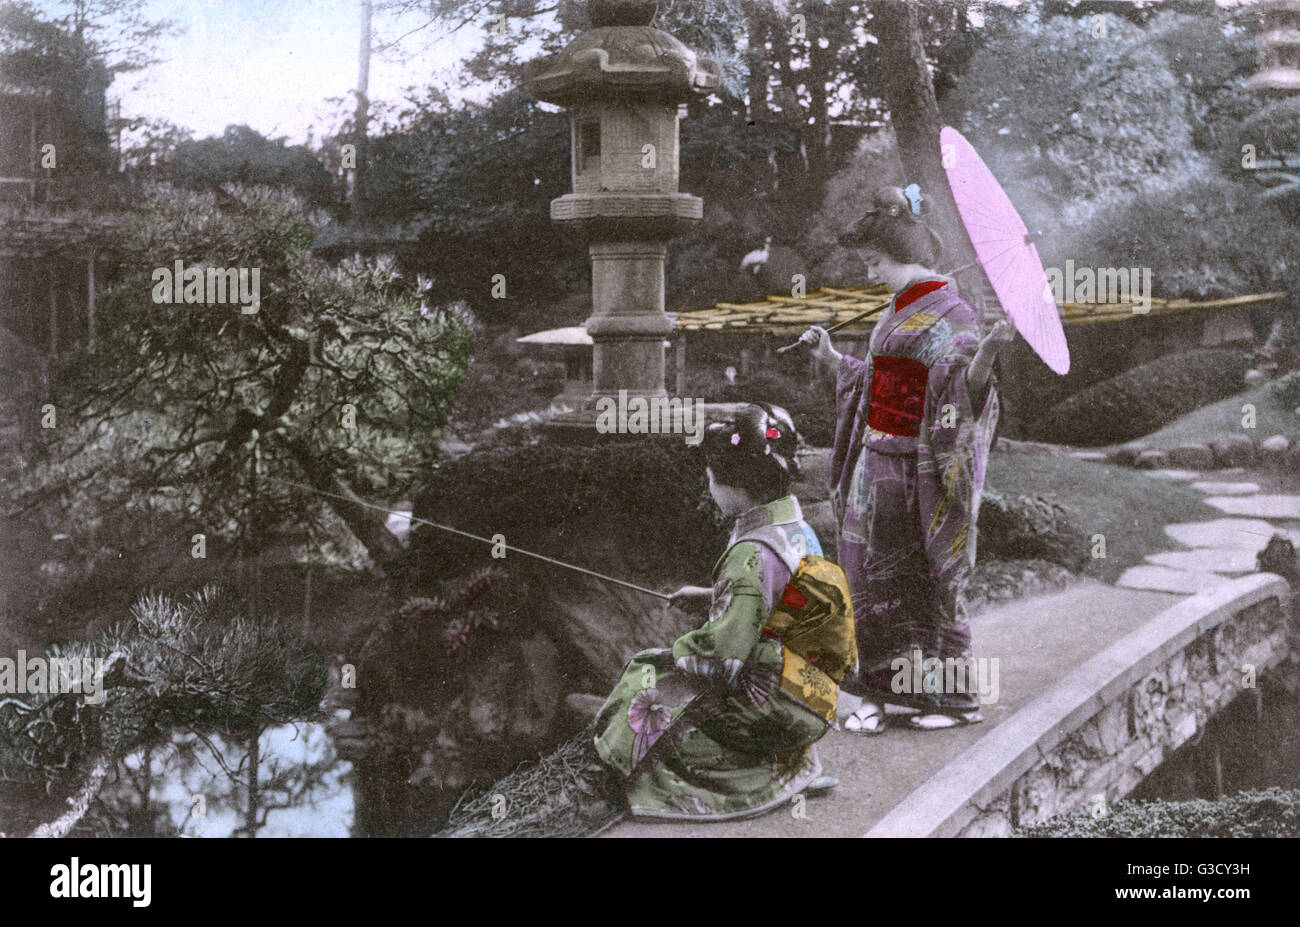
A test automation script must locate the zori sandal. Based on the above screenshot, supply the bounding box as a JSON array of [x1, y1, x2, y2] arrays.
[[907, 709, 982, 730], [805, 773, 839, 794]]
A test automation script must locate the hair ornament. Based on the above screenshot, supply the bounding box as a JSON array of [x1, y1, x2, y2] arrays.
[[903, 183, 924, 217]]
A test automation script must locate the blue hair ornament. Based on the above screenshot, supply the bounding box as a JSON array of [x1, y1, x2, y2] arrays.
[[903, 183, 923, 216]]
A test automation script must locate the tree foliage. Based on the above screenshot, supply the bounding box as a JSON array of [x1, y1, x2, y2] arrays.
[[0, 585, 326, 789], [16, 184, 472, 568], [943, 11, 1196, 217], [0, 1, 113, 176], [175, 125, 342, 212]]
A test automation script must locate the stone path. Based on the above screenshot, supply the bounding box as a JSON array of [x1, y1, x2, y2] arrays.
[[1116, 468, 1300, 596]]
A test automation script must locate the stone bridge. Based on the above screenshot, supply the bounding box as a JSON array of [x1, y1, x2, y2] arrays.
[[604, 572, 1295, 838]]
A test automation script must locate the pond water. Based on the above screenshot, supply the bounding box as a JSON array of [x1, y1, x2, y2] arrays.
[[78, 667, 1300, 834], [93, 718, 355, 838]]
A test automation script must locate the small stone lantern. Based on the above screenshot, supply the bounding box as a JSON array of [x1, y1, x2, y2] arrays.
[[527, 0, 720, 410], [1247, 0, 1300, 96]]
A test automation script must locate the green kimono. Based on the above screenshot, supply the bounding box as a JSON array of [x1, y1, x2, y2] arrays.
[[593, 496, 832, 821]]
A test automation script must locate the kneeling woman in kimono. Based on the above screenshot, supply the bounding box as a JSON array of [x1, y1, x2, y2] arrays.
[[593, 404, 856, 821], [798, 186, 1014, 734]]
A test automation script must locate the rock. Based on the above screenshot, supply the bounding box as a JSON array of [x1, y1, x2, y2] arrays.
[[1209, 434, 1258, 469], [1135, 449, 1169, 470], [1190, 481, 1260, 496], [995, 438, 1073, 457], [1144, 548, 1259, 575], [1109, 446, 1140, 467], [1261, 434, 1289, 469], [977, 491, 1088, 571], [1165, 518, 1300, 552], [1167, 445, 1214, 469], [1206, 494, 1300, 520], [1150, 469, 1200, 482], [1116, 565, 1230, 594]]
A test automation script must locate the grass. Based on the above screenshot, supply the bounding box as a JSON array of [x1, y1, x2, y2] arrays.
[[985, 451, 1217, 584], [1125, 377, 1300, 451]]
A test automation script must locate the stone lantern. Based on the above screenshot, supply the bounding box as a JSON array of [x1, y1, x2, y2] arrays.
[[526, 0, 720, 414], [1247, 0, 1300, 96]]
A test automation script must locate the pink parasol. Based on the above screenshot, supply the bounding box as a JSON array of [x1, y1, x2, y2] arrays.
[[941, 126, 1070, 375]]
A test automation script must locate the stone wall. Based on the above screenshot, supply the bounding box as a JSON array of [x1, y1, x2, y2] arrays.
[[866, 573, 1294, 837]]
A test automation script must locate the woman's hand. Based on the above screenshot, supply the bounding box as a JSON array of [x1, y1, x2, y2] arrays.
[[797, 326, 843, 368], [965, 318, 1015, 402], [668, 585, 712, 616]]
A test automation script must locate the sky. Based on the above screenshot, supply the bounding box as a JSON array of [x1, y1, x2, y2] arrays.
[[69, 0, 494, 146], [39, 0, 1260, 148]]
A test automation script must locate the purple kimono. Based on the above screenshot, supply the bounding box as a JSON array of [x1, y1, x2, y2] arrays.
[[828, 279, 999, 712]]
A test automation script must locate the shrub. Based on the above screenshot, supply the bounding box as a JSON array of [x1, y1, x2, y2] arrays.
[[409, 439, 729, 585], [1274, 370, 1300, 412], [712, 369, 839, 448], [1069, 172, 1300, 300], [1018, 788, 1300, 837], [1023, 348, 1252, 446]]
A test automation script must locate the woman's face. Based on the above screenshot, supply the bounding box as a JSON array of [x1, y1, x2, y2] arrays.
[[863, 250, 918, 292]]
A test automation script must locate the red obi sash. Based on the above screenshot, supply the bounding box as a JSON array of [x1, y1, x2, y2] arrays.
[[868, 355, 928, 437]]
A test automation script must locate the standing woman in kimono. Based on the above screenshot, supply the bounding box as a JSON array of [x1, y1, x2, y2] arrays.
[[798, 186, 1014, 733], [593, 404, 856, 821]]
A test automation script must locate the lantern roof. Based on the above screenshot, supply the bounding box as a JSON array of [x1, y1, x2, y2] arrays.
[[1247, 66, 1300, 96], [526, 0, 720, 107]]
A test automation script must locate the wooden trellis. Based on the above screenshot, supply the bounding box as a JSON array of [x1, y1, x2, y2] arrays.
[[673, 285, 1288, 335]]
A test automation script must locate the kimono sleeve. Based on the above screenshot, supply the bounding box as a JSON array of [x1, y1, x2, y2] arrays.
[[670, 541, 768, 687], [923, 305, 994, 457], [836, 351, 869, 399]]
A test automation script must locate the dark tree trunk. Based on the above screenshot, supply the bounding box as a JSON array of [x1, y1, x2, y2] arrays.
[[871, 0, 996, 320], [353, 0, 372, 221]]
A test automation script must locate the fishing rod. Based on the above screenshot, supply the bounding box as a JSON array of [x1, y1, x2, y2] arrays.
[[774, 304, 887, 354], [774, 257, 984, 355], [266, 477, 672, 601]]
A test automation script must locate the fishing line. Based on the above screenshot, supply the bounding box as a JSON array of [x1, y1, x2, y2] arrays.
[[266, 476, 672, 600]]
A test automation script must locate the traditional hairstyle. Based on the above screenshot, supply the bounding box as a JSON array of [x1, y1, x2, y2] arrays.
[[702, 403, 801, 503], [839, 185, 944, 267]]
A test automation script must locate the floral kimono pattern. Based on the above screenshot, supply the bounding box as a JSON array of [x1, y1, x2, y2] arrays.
[[828, 280, 999, 712], [593, 496, 832, 821]]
